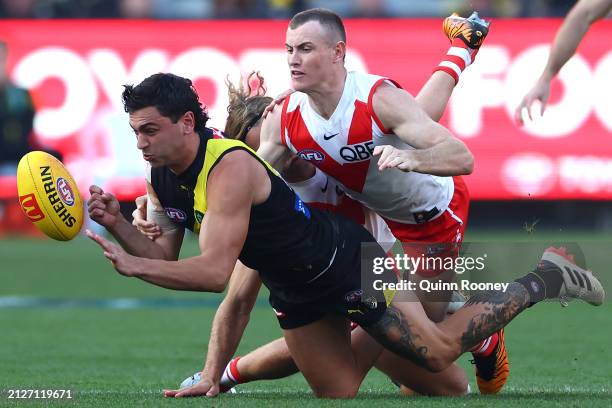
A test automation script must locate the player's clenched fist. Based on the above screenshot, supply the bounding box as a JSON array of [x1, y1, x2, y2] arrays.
[[88, 185, 121, 229]]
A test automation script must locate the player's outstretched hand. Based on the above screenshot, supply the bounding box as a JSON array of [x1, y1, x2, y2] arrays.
[[262, 88, 294, 118], [515, 78, 551, 125], [88, 185, 121, 229], [164, 376, 220, 398], [373, 145, 416, 172], [86, 229, 139, 277], [132, 195, 161, 240]]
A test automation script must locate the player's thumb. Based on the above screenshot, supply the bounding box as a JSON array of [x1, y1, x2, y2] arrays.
[[89, 184, 103, 195]]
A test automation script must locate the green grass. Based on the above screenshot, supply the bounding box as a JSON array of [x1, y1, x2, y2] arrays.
[[1, 233, 611, 407]]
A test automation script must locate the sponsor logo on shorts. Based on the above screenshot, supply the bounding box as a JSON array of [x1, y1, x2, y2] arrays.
[[294, 196, 311, 219], [363, 296, 378, 310], [297, 149, 325, 162], [272, 307, 286, 318], [56, 177, 75, 206], [19, 193, 45, 222], [165, 207, 187, 222]]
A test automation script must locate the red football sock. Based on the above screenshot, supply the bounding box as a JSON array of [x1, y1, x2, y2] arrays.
[[433, 38, 479, 84], [470, 332, 499, 357], [219, 356, 242, 391]]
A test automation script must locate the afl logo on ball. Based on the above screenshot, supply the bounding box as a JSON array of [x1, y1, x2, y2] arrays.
[[56, 177, 75, 206]]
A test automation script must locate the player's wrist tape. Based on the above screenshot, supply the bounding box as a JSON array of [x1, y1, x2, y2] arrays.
[[433, 43, 473, 84]]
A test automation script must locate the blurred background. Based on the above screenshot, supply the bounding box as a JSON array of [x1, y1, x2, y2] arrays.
[[1, 2, 610, 402], [0, 0, 611, 237], [0, 0, 580, 19]]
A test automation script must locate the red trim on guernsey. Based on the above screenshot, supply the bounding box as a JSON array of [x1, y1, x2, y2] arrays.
[[280, 97, 290, 146], [366, 78, 402, 135]]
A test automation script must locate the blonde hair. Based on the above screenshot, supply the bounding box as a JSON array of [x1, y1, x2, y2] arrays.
[[225, 72, 273, 141]]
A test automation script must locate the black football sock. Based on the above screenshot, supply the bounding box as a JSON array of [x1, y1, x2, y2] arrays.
[[514, 261, 564, 307]]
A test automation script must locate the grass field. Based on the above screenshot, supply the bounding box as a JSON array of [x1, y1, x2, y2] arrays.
[[1, 232, 611, 407]]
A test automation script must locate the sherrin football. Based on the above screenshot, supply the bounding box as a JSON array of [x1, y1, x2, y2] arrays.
[[17, 151, 83, 241]]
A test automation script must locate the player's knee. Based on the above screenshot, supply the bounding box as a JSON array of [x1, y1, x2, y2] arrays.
[[314, 386, 359, 399], [433, 372, 469, 396], [445, 376, 470, 396], [313, 380, 360, 398]]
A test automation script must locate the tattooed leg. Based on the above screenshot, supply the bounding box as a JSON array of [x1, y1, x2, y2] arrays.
[[443, 282, 530, 352], [364, 283, 532, 373], [363, 302, 457, 372]]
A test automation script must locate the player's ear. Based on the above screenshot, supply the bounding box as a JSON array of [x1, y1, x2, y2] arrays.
[[333, 41, 346, 64], [182, 111, 195, 134]]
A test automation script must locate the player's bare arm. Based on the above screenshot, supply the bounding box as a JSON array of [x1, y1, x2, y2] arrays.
[[371, 83, 474, 175], [87, 184, 181, 260], [516, 0, 612, 123], [165, 263, 262, 398], [257, 106, 292, 170], [137, 182, 185, 259], [87, 150, 263, 292]]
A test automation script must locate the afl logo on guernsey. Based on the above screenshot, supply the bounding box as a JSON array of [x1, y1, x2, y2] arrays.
[[165, 207, 188, 222], [56, 178, 75, 206], [297, 149, 325, 162]]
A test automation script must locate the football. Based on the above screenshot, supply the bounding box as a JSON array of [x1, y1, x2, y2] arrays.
[[16, 151, 84, 241]]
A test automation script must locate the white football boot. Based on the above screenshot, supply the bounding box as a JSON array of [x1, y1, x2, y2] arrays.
[[540, 247, 605, 306]]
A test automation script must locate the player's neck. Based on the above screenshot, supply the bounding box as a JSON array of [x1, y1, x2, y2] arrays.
[[169, 132, 200, 175], [307, 69, 347, 120]]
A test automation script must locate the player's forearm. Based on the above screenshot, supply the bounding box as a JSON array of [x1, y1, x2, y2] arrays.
[[203, 299, 251, 381], [410, 139, 473, 176], [131, 255, 231, 292], [107, 216, 168, 260], [541, 9, 592, 81]]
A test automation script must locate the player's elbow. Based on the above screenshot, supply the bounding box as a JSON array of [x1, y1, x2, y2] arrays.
[[203, 274, 230, 293], [454, 143, 474, 175], [461, 151, 474, 175]]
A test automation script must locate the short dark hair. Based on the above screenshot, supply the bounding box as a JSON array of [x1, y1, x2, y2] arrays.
[[289, 8, 346, 44], [122, 73, 209, 132]]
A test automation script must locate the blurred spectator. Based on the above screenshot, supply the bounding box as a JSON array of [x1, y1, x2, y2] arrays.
[[353, 0, 387, 17], [452, 0, 520, 18], [119, 0, 153, 18], [0, 0, 594, 19], [259, 0, 305, 18], [0, 0, 39, 18], [153, 0, 213, 19], [0, 41, 35, 176]]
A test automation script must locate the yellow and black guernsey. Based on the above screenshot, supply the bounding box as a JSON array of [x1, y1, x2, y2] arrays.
[[150, 129, 377, 305]]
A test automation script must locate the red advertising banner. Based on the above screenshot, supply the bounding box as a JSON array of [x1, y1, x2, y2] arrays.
[[0, 19, 610, 200]]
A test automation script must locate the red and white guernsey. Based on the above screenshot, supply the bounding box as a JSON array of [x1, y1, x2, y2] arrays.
[[280, 71, 454, 225], [287, 167, 396, 251]]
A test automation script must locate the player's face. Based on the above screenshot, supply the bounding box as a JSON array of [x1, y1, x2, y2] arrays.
[[129, 106, 187, 168], [286, 21, 338, 92]]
